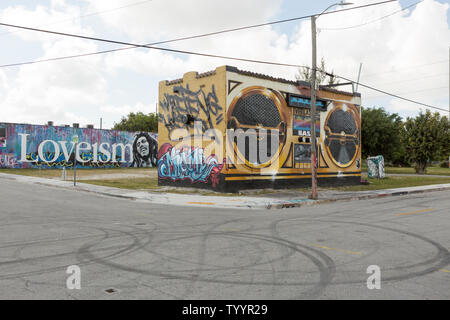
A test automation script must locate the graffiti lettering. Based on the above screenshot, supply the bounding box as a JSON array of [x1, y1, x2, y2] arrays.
[[157, 143, 224, 187], [25, 152, 124, 168], [0, 124, 157, 169], [20, 136, 133, 164], [0, 154, 16, 167], [159, 84, 223, 138]]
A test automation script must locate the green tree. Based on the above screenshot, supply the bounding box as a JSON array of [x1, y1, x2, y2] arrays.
[[296, 57, 339, 86], [403, 110, 449, 174], [113, 112, 158, 132], [361, 107, 406, 165]]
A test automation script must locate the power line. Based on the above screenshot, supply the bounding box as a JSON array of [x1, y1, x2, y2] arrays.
[[363, 60, 448, 78], [0, 0, 397, 69], [364, 86, 448, 100], [321, 0, 423, 31], [325, 71, 448, 112], [0, 0, 445, 112], [0, 45, 303, 69], [376, 73, 448, 86]]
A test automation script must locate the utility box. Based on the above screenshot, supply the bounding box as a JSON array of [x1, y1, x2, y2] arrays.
[[158, 66, 362, 192], [367, 155, 385, 179]]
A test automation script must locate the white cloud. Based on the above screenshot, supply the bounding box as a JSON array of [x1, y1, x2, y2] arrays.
[[84, 0, 282, 41], [0, 2, 93, 43], [303, 0, 449, 117], [104, 48, 187, 78], [0, 69, 8, 101], [0, 1, 107, 126], [100, 101, 156, 115], [0, 0, 448, 130]]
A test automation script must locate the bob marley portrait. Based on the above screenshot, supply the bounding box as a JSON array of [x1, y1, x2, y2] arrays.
[[131, 132, 158, 167]]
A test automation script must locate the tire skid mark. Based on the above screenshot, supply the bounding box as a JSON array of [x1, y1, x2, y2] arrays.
[[268, 219, 295, 298], [128, 230, 305, 274], [284, 218, 450, 284], [77, 230, 336, 297], [181, 218, 246, 298], [0, 224, 156, 281], [269, 218, 382, 276]]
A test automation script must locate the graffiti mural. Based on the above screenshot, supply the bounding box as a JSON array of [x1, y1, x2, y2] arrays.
[[0, 123, 157, 169], [0, 153, 16, 167], [294, 144, 311, 163], [158, 84, 223, 137], [0, 124, 6, 148], [158, 66, 362, 191], [293, 108, 320, 137], [131, 132, 158, 167], [157, 143, 224, 187]]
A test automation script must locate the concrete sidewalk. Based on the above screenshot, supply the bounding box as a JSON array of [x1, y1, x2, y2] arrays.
[[0, 172, 449, 210]]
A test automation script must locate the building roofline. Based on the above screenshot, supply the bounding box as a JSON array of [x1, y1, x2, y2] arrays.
[[0, 121, 156, 134], [225, 65, 360, 97]]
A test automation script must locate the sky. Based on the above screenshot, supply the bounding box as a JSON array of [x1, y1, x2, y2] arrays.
[[0, 0, 448, 129]]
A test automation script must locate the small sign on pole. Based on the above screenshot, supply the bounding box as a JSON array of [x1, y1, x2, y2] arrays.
[[72, 135, 79, 186]]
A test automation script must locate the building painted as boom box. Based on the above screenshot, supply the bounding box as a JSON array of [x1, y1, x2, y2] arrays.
[[0, 122, 158, 169], [157, 65, 362, 192]]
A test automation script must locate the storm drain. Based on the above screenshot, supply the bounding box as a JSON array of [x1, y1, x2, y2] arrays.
[[104, 288, 118, 294]]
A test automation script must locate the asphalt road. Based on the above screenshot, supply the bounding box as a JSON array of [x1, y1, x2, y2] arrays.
[[0, 178, 449, 300]]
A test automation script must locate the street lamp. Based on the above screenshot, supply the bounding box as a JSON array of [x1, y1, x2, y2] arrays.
[[310, 1, 353, 200]]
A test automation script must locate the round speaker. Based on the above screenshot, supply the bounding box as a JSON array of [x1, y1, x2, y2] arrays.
[[227, 86, 287, 168], [324, 104, 360, 168], [231, 93, 281, 128]]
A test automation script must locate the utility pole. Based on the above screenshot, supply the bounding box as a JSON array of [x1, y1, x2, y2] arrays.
[[309, 1, 353, 200]]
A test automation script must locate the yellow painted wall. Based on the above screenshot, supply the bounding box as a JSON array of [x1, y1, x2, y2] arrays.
[[158, 66, 361, 190]]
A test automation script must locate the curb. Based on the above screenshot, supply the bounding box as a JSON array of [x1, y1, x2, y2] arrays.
[[0, 173, 140, 202], [33, 181, 140, 201], [267, 185, 450, 209], [1, 172, 449, 210]]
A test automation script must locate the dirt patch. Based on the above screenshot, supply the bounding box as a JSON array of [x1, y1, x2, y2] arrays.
[[76, 171, 158, 180]]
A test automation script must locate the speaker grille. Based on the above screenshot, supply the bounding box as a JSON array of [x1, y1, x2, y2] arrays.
[[326, 109, 356, 134], [328, 140, 357, 165], [325, 106, 360, 167], [231, 94, 281, 127]]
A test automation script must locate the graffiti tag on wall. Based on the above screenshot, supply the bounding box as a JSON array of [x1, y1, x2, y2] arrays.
[[159, 84, 223, 137], [0, 154, 16, 167], [24, 152, 124, 168], [157, 143, 224, 187]]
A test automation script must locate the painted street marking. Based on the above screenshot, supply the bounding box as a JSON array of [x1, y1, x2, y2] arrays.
[[440, 269, 450, 273], [396, 208, 434, 216], [188, 202, 215, 205], [311, 244, 362, 255]]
